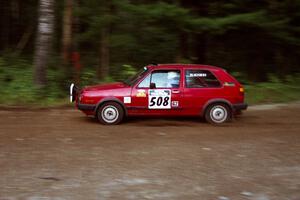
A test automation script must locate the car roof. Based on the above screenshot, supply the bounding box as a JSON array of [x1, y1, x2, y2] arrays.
[[147, 64, 224, 71]]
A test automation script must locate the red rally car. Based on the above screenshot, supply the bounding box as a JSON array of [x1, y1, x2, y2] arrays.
[[70, 64, 247, 125]]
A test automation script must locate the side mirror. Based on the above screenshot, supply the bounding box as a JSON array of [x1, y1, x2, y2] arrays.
[[150, 83, 156, 89]]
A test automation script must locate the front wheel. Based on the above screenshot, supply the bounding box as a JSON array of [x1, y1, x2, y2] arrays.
[[205, 103, 231, 125], [97, 102, 124, 125]]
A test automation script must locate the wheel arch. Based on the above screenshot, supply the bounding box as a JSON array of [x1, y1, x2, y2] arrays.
[[95, 97, 128, 116], [201, 99, 233, 117]]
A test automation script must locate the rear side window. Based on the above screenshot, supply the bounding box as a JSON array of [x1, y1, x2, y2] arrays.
[[185, 70, 221, 88]]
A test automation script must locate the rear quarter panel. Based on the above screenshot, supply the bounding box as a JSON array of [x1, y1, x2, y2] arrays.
[[215, 70, 244, 104], [182, 69, 243, 116]]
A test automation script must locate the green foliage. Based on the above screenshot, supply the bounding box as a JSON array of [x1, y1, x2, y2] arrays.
[[80, 69, 99, 87], [0, 57, 36, 104], [189, 11, 266, 34], [1, 55, 299, 106], [120, 64, 137, 77], [0, 56, 67, 106], [73, 0, 300, 81], [1, 0, 300, 106], [245, 74, 300, 104]]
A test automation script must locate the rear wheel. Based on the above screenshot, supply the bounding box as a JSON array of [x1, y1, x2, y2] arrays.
[[97, 102, 124, 125], [205, 103, 231, 125]]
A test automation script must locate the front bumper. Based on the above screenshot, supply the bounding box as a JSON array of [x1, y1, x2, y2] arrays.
[[77, 103, 96, 111], [233, 103, 248, 111]]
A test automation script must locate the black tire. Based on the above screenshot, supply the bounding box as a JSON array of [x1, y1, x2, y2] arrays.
[[205, 103, 231, 125], [97, 102, 124, 125]]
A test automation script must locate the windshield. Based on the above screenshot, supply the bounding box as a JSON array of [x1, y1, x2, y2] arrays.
[[123, 67, 149, 86]]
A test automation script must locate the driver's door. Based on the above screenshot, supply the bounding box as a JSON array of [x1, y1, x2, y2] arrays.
[[129, 69, 183, 116]]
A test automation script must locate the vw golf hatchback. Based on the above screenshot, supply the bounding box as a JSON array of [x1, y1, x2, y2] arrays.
[[70, 64, 247, 125]]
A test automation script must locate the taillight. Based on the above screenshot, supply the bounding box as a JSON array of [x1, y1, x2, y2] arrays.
[[239, 87, 245, 97]]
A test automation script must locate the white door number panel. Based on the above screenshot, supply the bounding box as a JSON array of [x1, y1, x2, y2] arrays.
[[148, 89, 171, 109]]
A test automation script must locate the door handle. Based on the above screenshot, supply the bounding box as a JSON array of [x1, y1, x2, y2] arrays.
[[172, 90, 180, 94]]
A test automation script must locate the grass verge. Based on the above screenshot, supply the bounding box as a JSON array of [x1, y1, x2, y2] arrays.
[[1, 57, 299, 107]]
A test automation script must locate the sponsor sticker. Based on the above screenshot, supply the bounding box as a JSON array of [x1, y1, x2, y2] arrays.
[[123, 97, 131, 104], [136, 89, 146, 97], [223, 82, 235, 87], [189, 73, 207, 77], [171, 101, 179, 107]]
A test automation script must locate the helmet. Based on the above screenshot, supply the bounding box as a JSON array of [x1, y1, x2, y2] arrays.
[[167, 71, 179, 79]]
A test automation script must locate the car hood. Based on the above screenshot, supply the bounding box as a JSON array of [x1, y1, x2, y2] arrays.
[[83, 82, 128, 91]]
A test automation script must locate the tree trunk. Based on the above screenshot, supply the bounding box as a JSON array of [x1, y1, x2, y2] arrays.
[[33, 0, 55, 87], [98, 28, 110, 79], [175, 31, 189, 63], [196, 34, 207, 64], [97, 1, 114, 80], [62, 0, 73, 65], [16, 26, 33, 53], [275, 49, 286, 78], [0, 0, 10, 50], [248, 51, 263, 82]]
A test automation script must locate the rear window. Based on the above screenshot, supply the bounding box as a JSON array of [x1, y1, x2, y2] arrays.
[[185, 70, 221, 88]]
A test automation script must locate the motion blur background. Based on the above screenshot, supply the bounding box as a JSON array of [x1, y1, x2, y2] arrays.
[[0, 0, 300, 106]]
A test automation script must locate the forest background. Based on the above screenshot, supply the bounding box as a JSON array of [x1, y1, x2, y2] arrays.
[[0, 0, 300, 106]]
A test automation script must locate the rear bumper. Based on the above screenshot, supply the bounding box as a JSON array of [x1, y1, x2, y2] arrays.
[[77, 103, 96, 111], [233, 103, 248, 111]]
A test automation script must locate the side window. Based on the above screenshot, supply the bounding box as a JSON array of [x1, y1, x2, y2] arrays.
[[151, 70, 180, 88], [138, 74, 151, 88], [137, 70, 180, 88], [185, 70, 221, 88]]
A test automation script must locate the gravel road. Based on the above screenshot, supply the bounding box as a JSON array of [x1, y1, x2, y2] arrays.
[[0, 103, 300, 200]]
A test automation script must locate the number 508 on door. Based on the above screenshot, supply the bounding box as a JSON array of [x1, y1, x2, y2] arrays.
[[148, 89, 171, 109]]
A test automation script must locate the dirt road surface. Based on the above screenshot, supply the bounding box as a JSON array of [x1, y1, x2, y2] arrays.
[[0, 103, 300, 200]]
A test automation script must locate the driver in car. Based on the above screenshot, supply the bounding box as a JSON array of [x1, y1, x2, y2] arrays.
[[167, 71, 180, 88]]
